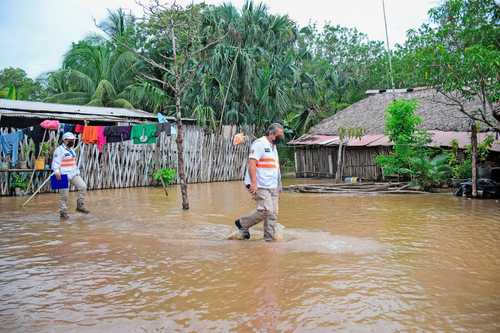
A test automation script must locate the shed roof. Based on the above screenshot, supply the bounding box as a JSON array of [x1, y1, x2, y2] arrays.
[[289, 130, 500, 152], [0, 99, 195, 124]]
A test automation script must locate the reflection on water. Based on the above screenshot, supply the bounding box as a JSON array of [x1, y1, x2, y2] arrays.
[[0, 181, 499, 332]]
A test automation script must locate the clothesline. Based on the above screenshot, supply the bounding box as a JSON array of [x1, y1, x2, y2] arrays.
[[0, 113, 174, 167]]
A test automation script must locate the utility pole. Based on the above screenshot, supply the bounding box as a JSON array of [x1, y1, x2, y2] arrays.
[[382, 0, 396, 92]]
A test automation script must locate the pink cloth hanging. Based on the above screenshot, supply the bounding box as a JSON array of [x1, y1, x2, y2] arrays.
[[40, 120, 60, 130], [96, 126, 107, 152]]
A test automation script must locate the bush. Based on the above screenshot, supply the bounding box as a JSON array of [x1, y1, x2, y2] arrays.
[[403, 153, 452, 190], [153, 168, 176, 186], [375, 99, 430, 177]]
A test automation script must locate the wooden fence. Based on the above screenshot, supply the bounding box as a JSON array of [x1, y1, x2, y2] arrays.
[[0, 125, 251, 196]]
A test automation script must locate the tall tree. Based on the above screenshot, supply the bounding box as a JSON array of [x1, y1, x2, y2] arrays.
[[129, 1, 225, 210], [412, 0, 500, 130], [0, 67, 45, 100]]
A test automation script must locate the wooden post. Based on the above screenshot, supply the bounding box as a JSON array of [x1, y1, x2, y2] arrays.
[[328, 152, 333, 177], [153, 132, 161, 185], [335, 142, 344, 182], [471, 122, 478, 198]]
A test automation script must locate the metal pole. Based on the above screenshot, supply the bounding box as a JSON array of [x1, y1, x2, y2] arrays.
[[382, 0, 396, 92]]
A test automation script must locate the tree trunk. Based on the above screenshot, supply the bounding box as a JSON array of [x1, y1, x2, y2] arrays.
[[175, 94, 189, 210], [171, 21, 189, 210], [471, 123, 478, 198]]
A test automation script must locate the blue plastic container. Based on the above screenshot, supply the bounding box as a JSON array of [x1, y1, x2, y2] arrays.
[[50, 174, 69, 190]]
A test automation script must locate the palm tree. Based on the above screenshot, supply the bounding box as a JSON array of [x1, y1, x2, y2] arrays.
[[44, 10, 169, 112], [44, 38, 138, 108], [192, 1, 297, 132]]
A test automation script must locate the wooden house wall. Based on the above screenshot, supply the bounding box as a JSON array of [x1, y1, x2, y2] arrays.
[[294, 146, 391, 180]]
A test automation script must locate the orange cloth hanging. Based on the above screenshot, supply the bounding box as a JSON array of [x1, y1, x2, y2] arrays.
[[82, 126, 99, 144]]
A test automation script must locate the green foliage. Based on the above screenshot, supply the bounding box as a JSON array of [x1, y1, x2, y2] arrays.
[[338, 127, 365, 141], [375, 100, 430, 177], [40, 142, 51, 158], [0, 67, 45, 100], [2, 0, 497, 141], [153, 168, 177, 186], [448, 135, 494, 179], [11, 174, 29, 191], [403, 153, 452, 190], [411, 0, 500, 128]]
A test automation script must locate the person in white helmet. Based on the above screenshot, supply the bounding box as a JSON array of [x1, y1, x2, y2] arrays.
[[52, 132, 89, 219]]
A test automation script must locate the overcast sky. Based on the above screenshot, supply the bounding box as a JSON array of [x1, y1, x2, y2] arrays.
[[0, 0, 437, 79]]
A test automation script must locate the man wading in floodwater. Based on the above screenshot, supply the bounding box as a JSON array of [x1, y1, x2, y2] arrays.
[[235, 123, 284, 241], [52, 132, 89, 220]]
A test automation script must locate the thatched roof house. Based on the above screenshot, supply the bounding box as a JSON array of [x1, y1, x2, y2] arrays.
[[310, 87, 497, 135], [289, 88, 499, 180]]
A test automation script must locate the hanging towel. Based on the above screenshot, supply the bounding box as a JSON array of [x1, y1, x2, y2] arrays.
[[82, 126, 99, 144], [104, 126, 131, 143], [131, 124, 158, 144], [24, 125, 46, 156], [40, 120, 60, 130], [155, 121, 171, 136], [0, 131, 23, 166], [96, 126, 107, 152], [74, 124, 85, 133]]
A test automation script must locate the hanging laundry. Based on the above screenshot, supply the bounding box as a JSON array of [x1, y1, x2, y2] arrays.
[[62, 123, 75, 133], [24, 125, 46, 156], [233, 133, 246, 145], [104, 126, 131, 143], [74, 124, 85, 133], [0, 131, 23, 166], [40, 120, 60, 130], [96, 126, 107, 152], [155, 121, 171, 137], [131, 124, 158, 144], [82, 126, 99, 144], [157, 112, 168, 124]]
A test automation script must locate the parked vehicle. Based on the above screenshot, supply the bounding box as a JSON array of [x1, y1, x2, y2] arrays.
[[454, 178, 500, 198]]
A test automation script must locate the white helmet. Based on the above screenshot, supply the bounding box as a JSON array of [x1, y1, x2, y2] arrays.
[[62, 132, 76, 140]]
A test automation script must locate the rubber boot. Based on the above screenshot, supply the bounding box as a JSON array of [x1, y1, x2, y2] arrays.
[[235, 220, 250, 240], [76, 199, 90, 214]]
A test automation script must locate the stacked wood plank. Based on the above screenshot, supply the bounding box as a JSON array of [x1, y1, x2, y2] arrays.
[[284, 182, 428, 194]]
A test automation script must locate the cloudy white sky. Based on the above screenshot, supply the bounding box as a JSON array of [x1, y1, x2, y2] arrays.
[[0, 0, 438, 79]]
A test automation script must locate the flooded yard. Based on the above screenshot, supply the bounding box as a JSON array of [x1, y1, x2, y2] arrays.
[[0, 181, 499, 332]]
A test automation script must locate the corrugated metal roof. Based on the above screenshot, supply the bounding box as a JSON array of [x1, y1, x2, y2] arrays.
[[289, 131, 500, 152], [428, 131, 500, 151], [0, 109, 126, 122], [341, 134, 386, 147], [0, 99, 154, 119], [288, 134, 338, 146], [0, 99, 196, 123]]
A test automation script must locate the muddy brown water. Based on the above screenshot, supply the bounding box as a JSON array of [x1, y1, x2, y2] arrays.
[[0, 180, 499, 332]]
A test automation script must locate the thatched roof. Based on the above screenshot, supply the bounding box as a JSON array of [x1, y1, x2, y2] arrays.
[[310, 88, 498, 135]]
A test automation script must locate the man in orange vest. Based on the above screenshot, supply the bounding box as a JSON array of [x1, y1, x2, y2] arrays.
[[235, 123, 284, 241], [52, 132, 89, 220]]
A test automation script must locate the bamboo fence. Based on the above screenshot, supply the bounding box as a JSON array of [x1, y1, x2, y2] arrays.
[[0, 125, 251, 196]]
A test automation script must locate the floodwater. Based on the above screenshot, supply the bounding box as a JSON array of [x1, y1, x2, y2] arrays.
[[0, 180, 499, 333]]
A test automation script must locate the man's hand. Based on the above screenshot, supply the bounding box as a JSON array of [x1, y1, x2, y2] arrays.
[[55, 172, 61, 181], [249, 183, 257, 194]]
